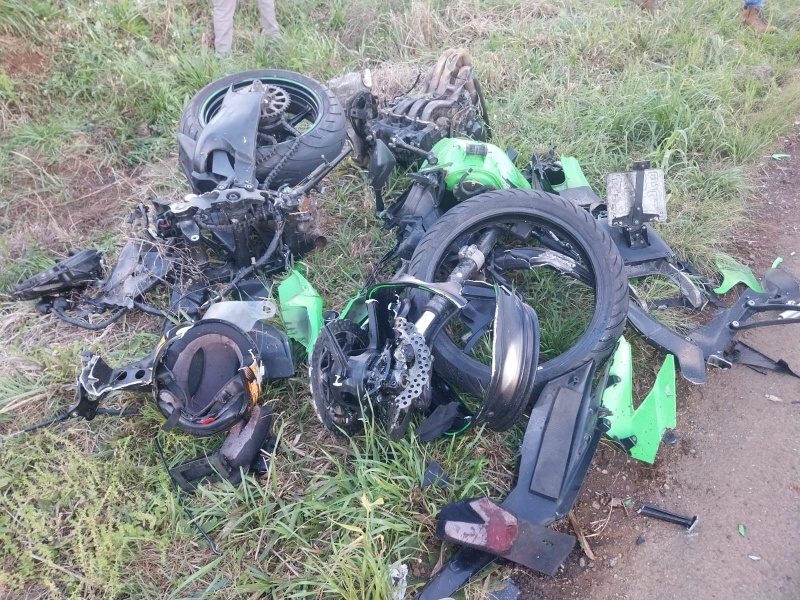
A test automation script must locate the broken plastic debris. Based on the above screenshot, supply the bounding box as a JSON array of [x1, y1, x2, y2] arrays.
[[771, 153, 791, 160], [389, 563, 408, 600], [738, 524, 746, 537], [765, 394, 784, 403], [713, 253, 763, 294], [488, 580, 521, 600], [422, 461, 451, 488], [748, 555, 761, 561]]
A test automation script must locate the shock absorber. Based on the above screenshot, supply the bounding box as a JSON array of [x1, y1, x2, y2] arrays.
[[415, 227, 501, 336]]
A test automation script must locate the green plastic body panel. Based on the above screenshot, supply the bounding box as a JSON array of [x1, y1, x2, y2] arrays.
[[602, 337, 677, 464], [550, 156, 592, 192], [713, 253, 764, 294], [277, 268, 324, 356], [422, 138, 531, 191]]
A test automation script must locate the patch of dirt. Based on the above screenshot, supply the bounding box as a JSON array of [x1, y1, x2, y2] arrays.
[[0, 35, 49, 78], [507, 123, 800, 599], [1, 157, 153, 260]]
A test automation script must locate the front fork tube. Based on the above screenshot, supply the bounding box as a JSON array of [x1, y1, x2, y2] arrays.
[[415, 228, 501, 337]]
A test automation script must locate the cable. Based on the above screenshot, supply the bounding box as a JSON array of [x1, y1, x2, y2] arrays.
[[153, 435, 221, 556]]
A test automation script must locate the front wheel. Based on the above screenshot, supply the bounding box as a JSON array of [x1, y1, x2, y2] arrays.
[[407, 189, 628, 400], [309, 320, 370, 436]]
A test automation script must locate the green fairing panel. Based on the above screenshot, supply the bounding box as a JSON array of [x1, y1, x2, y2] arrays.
[[423, 138, 531, 191], [277, 268, 324, 356], [602, 336, 677, 464], [339, 293, 368, 324], [713, 252, 764, 294], [550, 156, 592, 192]]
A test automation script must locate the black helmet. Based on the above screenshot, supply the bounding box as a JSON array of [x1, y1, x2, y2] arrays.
[[153, 319, 264, 436]]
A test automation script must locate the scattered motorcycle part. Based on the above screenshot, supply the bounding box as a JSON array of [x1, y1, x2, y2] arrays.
[[473, 285, 540, 431], [637, 503, 698, 531], [97, 239, 175, 309], [277, 268, 324, 355], [424, 138, 531, 193], [309, 278, 468, 439], [153, 319, 266, 436], [168, 404, 274, 491], [203, 299, 277, 331], [602, 336, 677, 464], [436, 497, 575, 575], [417, 361, 608, 599], [178, 69, 347, 193], [12, 249, 103, 300], [349, 48, 489, 169], [309, 319, 371, 437], [408, 189, 628, 401], [713, 253, 764, 294]]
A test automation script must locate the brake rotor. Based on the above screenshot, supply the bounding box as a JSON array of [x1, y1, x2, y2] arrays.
[[385, 317, 433, 440]]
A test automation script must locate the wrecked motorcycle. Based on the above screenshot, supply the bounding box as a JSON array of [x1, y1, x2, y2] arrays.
[[14, 70, 348, 329]]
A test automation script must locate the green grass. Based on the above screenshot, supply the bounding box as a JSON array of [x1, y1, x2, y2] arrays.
[[1, 0, 799, 597]]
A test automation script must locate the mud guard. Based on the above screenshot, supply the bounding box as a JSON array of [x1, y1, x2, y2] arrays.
[[475, 287, 539, 431], [417, 361, 607, 599], [180, 84, 262, 188]]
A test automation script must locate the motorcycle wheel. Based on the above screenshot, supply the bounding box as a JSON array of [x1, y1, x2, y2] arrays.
[[407, 189, 627, 400], [179, 69, 347, 190], [309, 320, 370, 437]]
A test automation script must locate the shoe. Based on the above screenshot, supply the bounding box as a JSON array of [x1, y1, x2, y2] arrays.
[[740, 6, 771, 32]]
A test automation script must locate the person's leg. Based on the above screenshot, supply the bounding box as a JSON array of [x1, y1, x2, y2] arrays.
[[741, 0, 770, 32], [257, 0, 282, 38], [213, 0, 238, 53]]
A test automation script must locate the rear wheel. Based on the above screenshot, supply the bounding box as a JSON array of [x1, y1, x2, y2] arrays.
[[179, 69, 347, 190], [407, 189, 628, 400]]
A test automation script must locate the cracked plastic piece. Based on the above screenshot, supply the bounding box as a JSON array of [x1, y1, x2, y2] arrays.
[[98, 240, 174, 309], [602, 337, 677, 464], [713, 253, 763, 294], [13, 249, 104, 300], [277, 269, 324, 355], [550, 156, 602, 207], [203, 300, 277, 331]]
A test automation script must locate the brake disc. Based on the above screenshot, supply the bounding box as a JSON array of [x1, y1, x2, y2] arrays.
[[385, 317, 433, 440]]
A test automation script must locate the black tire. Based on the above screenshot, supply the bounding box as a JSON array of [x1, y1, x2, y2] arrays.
[[407, 189, 627, 400], [309, 320, 370, 437], [179, 69, 347, 190]]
